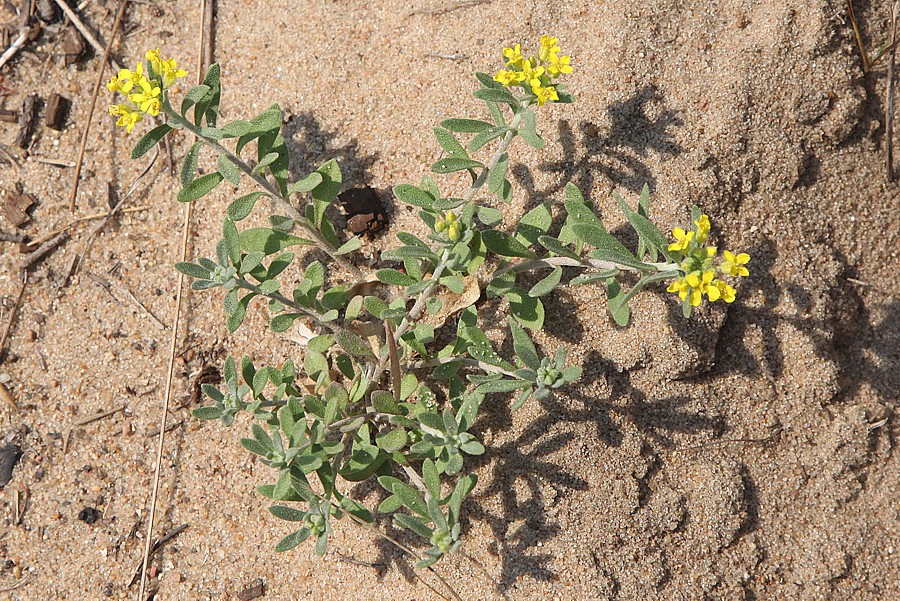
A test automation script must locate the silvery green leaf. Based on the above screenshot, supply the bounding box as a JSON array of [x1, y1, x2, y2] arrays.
[[376, 269, 417, 286], [335, 331, 375, 359], [392, 184, 434, 209], [518, 109, 545, 149], [217, 154, 241, 185], [509, 318, 540, 369], [474, 72, 504, 89], [275, 527, 311, 552], [239, 228, 314, 255], [528, 267, 563, 297], [174, 261, 210, 279], [515, 202, 552, 247], [440, 118, 494, 133], [482, 229, 536, 259], [131, 124, 172, 160], [507, 288, 545, 331], [431, 157, 483, 174], [180, 142, 202, 188], [288, 171, 324, 195], [473, 87, 519, 108], [488, 153, 509, 196], [335, 237, 361, 255], [227, 192, 266, 221], [309, 159, 342, 203], [477, 206, 504, 227], [376, 427, 408, 453], [433, 127, 468, 158], [606, 278, 630, 326], [468, 126, 508, 152], [192, 406, 223, 420], [177, 172, 223, 203]]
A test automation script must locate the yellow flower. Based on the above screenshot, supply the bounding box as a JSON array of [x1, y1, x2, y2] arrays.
[[503, 44, 525, 69], [159, 58, 188, 87], [720, 250, 750, 277], [694, 214, 711, 243], [109, 104, 142, 133], [539, 35, 561, 62], [532, 83, 559, 106], [145, 49, 162, 72], [108, 66, 138, 94], [668, 227, 694, 252], [716, 280, 736, 303], [547, 54, 573, 77], [129, 75, 162, 116], [494, 69, 525, 87]]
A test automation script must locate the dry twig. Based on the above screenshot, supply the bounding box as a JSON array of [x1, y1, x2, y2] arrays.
[[69, 0, 129, 213], [51, 0, 122, 71]]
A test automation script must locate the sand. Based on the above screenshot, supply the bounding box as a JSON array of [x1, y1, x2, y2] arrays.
[[0, 0, 897, 599]]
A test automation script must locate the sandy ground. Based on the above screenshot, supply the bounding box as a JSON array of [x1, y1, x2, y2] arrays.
[[0, 0, 897, 599]]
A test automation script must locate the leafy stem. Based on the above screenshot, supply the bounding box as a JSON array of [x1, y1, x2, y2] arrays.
[[162, 101, 362, 278]]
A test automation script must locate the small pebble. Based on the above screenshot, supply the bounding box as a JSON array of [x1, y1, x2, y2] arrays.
[[78, 507, 100, 524]]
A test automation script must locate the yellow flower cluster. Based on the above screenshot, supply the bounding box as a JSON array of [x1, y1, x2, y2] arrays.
[[666, 214, 750, 307], [494, 35, 573, 106], [107, 49, 187, 133]]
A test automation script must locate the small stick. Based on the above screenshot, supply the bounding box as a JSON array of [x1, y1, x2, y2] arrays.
[[887, 1, 899, 181], [21, 232, 68, 270], [123, 287, 167, 329], [0, 1, 38, 70], [63, 403, 127, 453], [143, 420, 183, 438], [0, 270, 27, 364], [33, 157, 76, 168], [0, 572, 30, 593], [51, 0, 122, 71], [424, 53, 468, 61], [26, 206, 149, 247], [130, 524, 189, 587], [846, 0, 872, 71], [68, 0, 129, 213]]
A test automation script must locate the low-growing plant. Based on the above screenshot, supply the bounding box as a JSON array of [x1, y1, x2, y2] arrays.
[[110, 38, 749, 568]]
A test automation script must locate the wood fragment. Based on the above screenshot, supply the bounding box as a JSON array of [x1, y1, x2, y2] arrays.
[[15, 94, 37, 149], [0, 186, 35, 227], [21, 232, 67, 270], [62, 26, 85, 65], [0, 382, 18, 411], [50, 0, 121, 71], [0, 109, 17, 123], [0, 2, 39, 71], [44, 93, 70, 130], [236, 579, 265, 601], [0, 271, 26, 365]]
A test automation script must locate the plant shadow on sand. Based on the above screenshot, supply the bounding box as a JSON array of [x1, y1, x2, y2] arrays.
[[512, 84, 684, 207]]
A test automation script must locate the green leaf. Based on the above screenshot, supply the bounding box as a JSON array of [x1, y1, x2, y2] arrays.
[[376, 268, 417, 286], [174, 262, 210, 279], [440, 118, 494, 133], [269, 505, 307, 522], [482, 229, 537, 259], [376, 427, 408, 453], [288, 171, 324, 195], [477, 206, 504, 227], [239, 228, 314, 255], [392, 184, 435, 209], [537, 235, 581, 260], [254, 152, 280, 173], [310, 159, 342, 203], [335, 331, 375, 359], [515, 202, 553, 247], [606, 278, 630, 326], [217, 154, 241, 185], [433, 127, 468, 158], [131, 124, 173, 160], [270, 313, 301, 332], [507, 288, 545, 330], [372, 389, 402, 415], [509, 318, 540, 369], [227, 192, 267, 221], [488, 153, 509, 197], [518, 108, 546, 149], [249, 104, 283, 133], [180, 142, 202, 189], [275, 528, 311, 552], [431, 157, 484, 174], [196, 64, 222, 127], [613, 191, 673, 262], [192, 406, 223, 420], [486, 100, 506, 126], [220, 119, 254, 138], [476, 379, 531, 394], [422, 459, 441, 501], [564, 183, 603, 226], [335, 237, 362, 255], [572, 224, 648, 270], [180, 84, 210, 115], [528, 267, 563, 297], [177, 172, 224, 203], [473, 87, 520, 108], [222, 218, 241, 266], [475, 72, 504, 89], [468, 126, 508, 152]]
